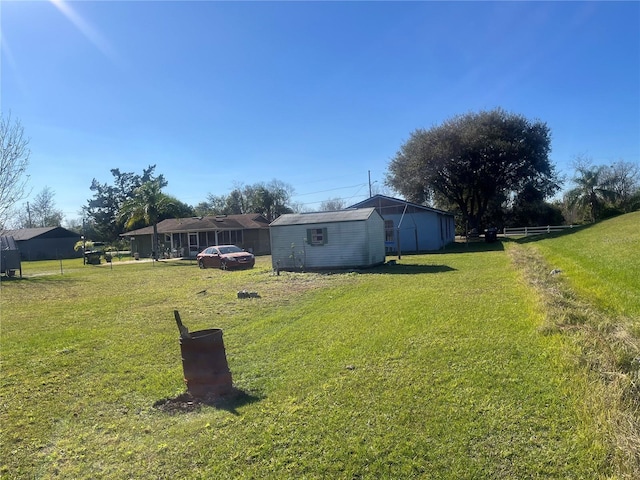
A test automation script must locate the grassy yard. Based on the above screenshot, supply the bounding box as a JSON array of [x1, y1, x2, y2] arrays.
[[511, 212, 640, 477], [531, 211, 640, 319], [1, 218, 637, 478]]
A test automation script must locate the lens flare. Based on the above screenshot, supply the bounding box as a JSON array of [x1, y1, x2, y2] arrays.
[[49, 0, 118, 62]]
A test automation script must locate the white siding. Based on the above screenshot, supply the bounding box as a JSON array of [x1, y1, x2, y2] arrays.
[[365, 211, 386, 265], [270, 213, 385, 270]]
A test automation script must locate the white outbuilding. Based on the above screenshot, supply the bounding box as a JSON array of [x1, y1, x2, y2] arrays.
[[269, 207, 386, 271]]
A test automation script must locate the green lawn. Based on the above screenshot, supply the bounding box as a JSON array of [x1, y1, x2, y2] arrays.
[[1, 228, 633, 478], [531, 211, 640, 319]]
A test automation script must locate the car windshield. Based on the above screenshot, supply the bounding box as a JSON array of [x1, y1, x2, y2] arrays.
[[218, 246, 243, 254]]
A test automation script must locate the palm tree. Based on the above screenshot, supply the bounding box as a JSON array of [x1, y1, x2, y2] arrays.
[[119, 179, 172, 260], [566, 165, 616, 222]]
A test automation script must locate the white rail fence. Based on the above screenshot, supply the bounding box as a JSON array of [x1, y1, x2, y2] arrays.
[[502, 225, 578, 237]]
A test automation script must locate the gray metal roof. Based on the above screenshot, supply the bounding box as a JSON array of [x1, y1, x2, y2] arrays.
[[349, 194, 453, 216], [2, 227, 81, 241], [121, 214, 270, 236], [270, 207, 377, 226]]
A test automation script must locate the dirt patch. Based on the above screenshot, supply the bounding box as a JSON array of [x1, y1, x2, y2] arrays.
[[153, 388, 260, 415]]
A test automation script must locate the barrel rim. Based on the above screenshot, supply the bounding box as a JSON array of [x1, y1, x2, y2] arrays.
[[183, 328, 223, 340]]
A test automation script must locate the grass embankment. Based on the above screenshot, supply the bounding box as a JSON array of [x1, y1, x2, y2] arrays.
[[508, 211, 640, 478], [0, 244, 614, 478]]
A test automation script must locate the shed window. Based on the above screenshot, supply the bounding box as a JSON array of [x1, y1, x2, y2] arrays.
[[307, 228, 328, 246]]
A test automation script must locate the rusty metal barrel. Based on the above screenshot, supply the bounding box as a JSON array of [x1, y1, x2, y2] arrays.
[[179, 328, 233, 397]]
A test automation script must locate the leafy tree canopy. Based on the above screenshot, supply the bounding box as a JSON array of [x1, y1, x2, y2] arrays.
[[566, 164, 615, 223], [85, 165, 164, 242], [601, 160, 640, 213], [16, 186, 64, 228], [386, 108, 562, 230], [119, 178, 182, 259], [563, 156, 639, 223], [197, 179, 295, 221]]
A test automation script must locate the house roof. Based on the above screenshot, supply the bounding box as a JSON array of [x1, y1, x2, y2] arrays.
[[2, 227, 81, 241], [348, 194, 453, 216], [121, 214, 270, 236], [270, 207, 378, 227]]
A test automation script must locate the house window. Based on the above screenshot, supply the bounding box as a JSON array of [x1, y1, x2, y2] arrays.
[[307, 228, 328, 246], [384, 220, 394, 243]]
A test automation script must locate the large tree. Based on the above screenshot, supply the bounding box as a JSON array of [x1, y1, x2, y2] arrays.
[[119, 178, 174, 260], [86, 165, 162, 242], [319, 197, 346, 211], [386, 108, 561, 230], [199, 180, 295, 221], [17, 186, 64, 228], [0, 113, 31, 230], [602, 160, 639, 213]]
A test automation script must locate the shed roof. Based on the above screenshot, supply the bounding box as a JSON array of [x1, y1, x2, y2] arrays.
[[349, 194, 453, 216], [121, 214, 270, 236], [270, 207, 377, 226]]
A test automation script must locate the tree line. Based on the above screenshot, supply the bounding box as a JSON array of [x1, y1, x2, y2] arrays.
[[387, 108, 639, 233], [2, 109, 639, 242]]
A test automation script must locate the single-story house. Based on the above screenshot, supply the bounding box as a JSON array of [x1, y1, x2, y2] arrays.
[[348, 195, 455, 253], [121, 214, 271, 258], [269, 207, 386, 271], [1, 227, 82, 261]]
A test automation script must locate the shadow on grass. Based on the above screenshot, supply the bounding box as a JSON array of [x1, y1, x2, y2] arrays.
[[159, 259, 198, 267], [375, 263, 457, 274], [0, 274, 77, 284], [396, 240, 506, 256], [153, 387, 261, 415], [290, 263, 458, 275], [0, 275, 26, 283]]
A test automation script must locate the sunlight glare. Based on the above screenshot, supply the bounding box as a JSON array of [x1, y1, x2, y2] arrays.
[[49, 0, 118, 62]]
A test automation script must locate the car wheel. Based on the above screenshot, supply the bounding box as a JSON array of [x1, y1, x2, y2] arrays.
[[220, 260, 227, 270], [198, 259, 205, 269]]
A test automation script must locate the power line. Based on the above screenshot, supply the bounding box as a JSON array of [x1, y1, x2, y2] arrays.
[[293, 183, 367, 197]]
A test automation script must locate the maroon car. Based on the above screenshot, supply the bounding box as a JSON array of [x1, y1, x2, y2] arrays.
[[196, 245, 255, 270]]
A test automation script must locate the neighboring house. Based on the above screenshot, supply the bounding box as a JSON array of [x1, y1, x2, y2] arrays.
[[349, 195, 455, 253], [1, 227, 82, 261], [121, 214, 271, 258], [269, 207, 386, 271]]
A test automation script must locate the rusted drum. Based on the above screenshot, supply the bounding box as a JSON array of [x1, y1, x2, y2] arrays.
[[180, 328, 233, 397]]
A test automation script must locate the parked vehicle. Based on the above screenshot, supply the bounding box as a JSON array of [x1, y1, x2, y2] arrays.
[[196, 245, 255, 270]]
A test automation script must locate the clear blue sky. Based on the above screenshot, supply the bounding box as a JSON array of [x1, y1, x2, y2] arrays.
[[2, 1, 639, 223]]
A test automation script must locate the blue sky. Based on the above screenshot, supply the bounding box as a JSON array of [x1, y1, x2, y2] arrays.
[[2, 1, 639, 222]]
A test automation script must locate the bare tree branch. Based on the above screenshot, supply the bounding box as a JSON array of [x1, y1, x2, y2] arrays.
[[0, 113, 31, 230]]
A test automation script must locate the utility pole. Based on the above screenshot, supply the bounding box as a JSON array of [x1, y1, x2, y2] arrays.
[[26, 202, 32, 228], [368, 170, 372, 198]]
